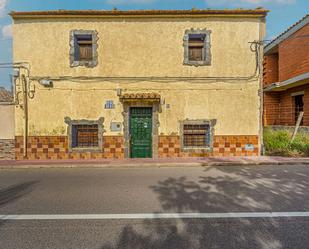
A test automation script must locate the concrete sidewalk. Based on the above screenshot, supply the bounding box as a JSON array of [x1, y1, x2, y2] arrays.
[[0, 156, 308, 168]]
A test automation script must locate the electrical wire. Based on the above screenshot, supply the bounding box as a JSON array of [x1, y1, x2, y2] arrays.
[[2, 41, 260, 84], [0, 41, 261, 96], [36, 86, 247, 91]]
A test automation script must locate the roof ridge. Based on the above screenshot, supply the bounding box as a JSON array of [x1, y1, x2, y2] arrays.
[[265, 13, 309, 52]]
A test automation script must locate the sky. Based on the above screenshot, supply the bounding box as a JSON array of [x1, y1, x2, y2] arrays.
[[0, 0, 308, 89]]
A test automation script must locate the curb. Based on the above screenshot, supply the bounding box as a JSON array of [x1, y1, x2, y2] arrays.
[[0, 161, 308, 169]]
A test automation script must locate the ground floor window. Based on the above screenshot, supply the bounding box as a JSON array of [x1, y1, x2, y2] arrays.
[[295, 94, 304, 125], [72, 124, 99, 148], [64, 117, 104, 151], [180, 119, 215, 149]]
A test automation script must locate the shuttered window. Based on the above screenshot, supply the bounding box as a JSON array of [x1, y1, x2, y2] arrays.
[[70, 30, 98, 67], [188, 34, 206, 62], [183, 123, 210, 147], [183, 29, 211, 66], [74, 34, 93, 61], [72, 124, 99, 148]]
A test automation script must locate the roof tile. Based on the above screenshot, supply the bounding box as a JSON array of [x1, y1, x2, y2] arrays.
[[120, 92, 161, 100], [10, 9, 268, 18]]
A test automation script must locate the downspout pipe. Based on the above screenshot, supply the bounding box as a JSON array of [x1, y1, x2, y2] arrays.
[[259, 48, 264, 156], [22, 74, 28, 158], [258, 19, 265, 156]]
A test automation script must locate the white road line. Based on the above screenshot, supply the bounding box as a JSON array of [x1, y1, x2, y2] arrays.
[[1, 212, 309, 220]]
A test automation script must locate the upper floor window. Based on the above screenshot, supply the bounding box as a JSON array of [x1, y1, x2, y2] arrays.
[[188, 34, 205, 61], [183, 29, 211, 66], [70, 30, 98, 68], [75, 34, 93, 61]]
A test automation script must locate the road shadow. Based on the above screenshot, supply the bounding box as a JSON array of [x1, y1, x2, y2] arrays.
[[151, 166, 309, 212], [0, 181, 38, 207], [100, 165, 309, 248], [101, 220, 190, 249]]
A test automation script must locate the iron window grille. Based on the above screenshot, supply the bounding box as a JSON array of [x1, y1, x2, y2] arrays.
[[180, 119, 215, 150], [183, 124, 210, 147], [64, 117, 104, 152], [72, 124, 99, 148]]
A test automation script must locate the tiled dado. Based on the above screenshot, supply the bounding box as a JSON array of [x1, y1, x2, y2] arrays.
[[15, 136, 124, 160], [158, 135, 259, 157], [15, 135, 258, 160]]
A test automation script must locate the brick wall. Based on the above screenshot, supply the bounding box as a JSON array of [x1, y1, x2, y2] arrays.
[[264, 85, 309, 126], [279, 90, 295, 125], [263, 53, 279, 86], [0, 139, 15, 160], [264, 92, 280, 125], [158, 135, 259, 157], [279, 24, 309, 82]]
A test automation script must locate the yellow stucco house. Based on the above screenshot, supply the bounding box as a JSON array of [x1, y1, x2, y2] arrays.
[[10, 9, 267, 160]]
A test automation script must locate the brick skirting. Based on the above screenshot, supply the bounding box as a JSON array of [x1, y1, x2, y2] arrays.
[[158, 135, 259, 157], [15, 136, 124, 160], [0, 139, 15, 160], [15, 135, 259, 160]]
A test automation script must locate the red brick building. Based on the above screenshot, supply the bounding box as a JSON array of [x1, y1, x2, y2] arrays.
[[263, 14, 309, 127]]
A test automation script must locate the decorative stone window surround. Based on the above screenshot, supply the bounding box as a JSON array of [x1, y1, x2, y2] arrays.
[[64, 117, 104, 152], [180, 119, 216, 151], [69, 30, 99, 68], [183, 28, 212, 66]]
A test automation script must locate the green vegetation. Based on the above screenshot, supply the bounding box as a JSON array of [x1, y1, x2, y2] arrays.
[[264, 127, 309, 157]]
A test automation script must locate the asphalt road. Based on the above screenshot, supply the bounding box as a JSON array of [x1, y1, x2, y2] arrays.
[[1, 165, 309, 248]]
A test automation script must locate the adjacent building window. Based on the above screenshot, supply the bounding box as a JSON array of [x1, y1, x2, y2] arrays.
[[72, 124, 99, 148], [295, 94, 304, 125], [64, 117, 104, 151], [183, 29, 211, 66], [70, 30, 98, 67], [180, 119, 215, 149]]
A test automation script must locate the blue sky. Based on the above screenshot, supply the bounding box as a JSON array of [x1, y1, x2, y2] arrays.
[[0, 0, 308, 89]]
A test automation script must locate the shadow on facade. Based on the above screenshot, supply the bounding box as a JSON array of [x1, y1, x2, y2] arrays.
[[101, 166, 309, 248]]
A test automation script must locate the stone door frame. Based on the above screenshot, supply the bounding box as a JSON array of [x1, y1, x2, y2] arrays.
[[122, 100, 160, 159]]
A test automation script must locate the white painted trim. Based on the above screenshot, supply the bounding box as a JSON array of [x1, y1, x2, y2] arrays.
[[264, 72, 309, 92], [291, 91, 305, 97], [1, 212, 309, 220]]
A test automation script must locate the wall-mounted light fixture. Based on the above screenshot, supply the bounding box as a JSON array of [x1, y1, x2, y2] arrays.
[[39, 79, 53, 87]]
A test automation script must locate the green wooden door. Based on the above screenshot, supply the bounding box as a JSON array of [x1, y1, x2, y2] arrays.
[[130, 107, 152, 158]]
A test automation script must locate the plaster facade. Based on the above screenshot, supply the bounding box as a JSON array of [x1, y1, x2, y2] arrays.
[[12, 10, 266, 159]]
